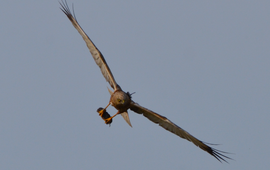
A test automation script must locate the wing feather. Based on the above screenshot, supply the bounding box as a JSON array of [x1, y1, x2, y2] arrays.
[[130, 101, 231, 163], [60, 0, 120, 90]]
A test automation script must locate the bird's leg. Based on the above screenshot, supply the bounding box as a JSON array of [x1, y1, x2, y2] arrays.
[[104, 111, 120, 124], [97, 103, 114, 125], [97, 102, 111, 117]]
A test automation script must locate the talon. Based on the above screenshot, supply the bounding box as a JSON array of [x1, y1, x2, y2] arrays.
[[97, 107, 105, 116], [105, 117, 113, 124]]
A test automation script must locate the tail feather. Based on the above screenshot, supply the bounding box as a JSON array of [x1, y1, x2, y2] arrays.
[[121, 112, 132, 127]]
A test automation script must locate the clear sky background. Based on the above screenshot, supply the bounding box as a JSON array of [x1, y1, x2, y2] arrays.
[[1, 0, 269, 169]]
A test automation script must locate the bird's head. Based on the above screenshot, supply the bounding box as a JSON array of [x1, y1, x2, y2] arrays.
[[111, 90, 131, 109]]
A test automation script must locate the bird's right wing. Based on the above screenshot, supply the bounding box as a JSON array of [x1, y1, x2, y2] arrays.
[[129, 101, 231, 163], [60, 0, 120, 90]]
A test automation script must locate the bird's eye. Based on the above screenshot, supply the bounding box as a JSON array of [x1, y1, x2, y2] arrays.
[[117, 99, 125, 104]]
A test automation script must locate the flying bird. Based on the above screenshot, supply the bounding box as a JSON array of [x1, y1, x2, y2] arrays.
[[60, 0, 231, 163]]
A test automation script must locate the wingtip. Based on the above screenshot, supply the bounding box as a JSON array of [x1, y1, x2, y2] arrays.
[[208, 147, 233, 163]]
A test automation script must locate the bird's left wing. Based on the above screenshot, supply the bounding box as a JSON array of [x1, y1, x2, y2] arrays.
[[129, 101, 231, 163], [60, 0, 120, 90]]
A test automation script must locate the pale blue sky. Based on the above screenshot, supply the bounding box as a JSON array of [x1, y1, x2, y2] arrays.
[[1, 1, 269, 169]]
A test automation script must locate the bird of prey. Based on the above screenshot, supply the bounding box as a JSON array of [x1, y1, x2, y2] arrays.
[[60, 0, 231, 163]]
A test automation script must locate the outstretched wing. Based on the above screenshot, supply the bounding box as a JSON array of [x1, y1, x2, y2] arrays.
[[130, 101, 231, 163], [60, 0, 120, 91]]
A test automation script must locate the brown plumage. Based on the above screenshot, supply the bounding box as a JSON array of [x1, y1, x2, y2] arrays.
[[60, 0, 231, 162]]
